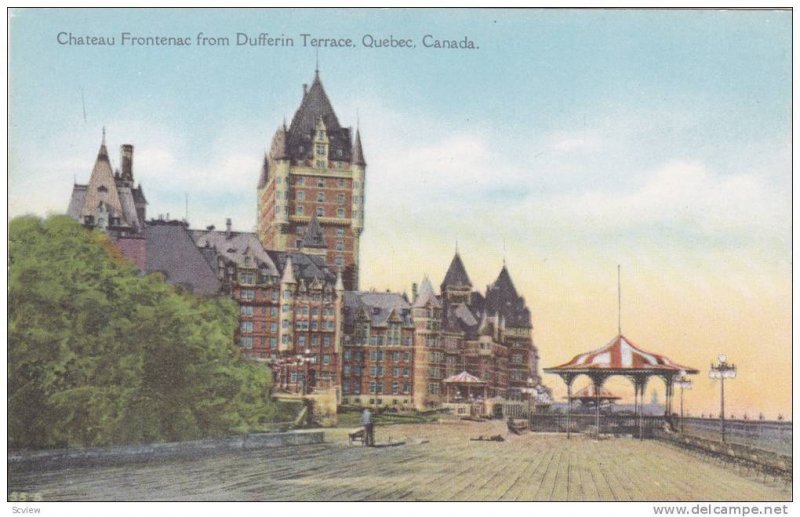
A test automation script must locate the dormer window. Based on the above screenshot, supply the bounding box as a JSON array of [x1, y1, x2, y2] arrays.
[[97, 185, 108, 193]]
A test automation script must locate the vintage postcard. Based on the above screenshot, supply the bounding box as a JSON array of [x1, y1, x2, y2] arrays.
[[6, 6, 792, 508]]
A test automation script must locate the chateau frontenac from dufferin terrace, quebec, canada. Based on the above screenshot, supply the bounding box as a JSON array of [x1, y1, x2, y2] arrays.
[[67, 68, 550, 416]]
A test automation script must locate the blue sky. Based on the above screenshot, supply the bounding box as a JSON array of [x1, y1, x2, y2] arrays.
[[8, 8, 792, 415]]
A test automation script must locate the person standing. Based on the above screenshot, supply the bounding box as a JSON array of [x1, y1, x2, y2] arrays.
[[361, 408, 374, 446]]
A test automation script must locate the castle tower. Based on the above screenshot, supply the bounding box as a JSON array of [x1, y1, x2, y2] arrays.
[[257, 70, 366, 290], [440, 251, 472, 305], [411, 276, 443, 410]]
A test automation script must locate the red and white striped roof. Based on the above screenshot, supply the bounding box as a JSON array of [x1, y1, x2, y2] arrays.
[[547, 334, 698, 373], [442, 371, 487, 384]]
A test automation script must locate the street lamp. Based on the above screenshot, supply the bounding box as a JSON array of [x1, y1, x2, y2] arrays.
[[673, 371, 692, 433], [709, 354, 736, 443]]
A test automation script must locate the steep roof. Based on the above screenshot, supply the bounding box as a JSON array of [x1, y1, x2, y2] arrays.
[[80, 139, 124, 219], [300, 214, 327, 249], [190, 229, 279, 275], [485, 265, 531, 328], [352, 129, 366, 166], [413, 276, 442, 308], [257, 154, 269, 189], [145, 221, 221, 295], [441, 252, 472, 291], [67, 184, 87, 220], [285, 71, 352, 163], [343, 291, 413, 328], [266, 250, 336, 285]]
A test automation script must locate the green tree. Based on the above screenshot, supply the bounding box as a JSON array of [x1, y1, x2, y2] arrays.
[[8, 215, 274, 448]]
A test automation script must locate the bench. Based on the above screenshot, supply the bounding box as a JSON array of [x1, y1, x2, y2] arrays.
[[348, 427, 366, 445]]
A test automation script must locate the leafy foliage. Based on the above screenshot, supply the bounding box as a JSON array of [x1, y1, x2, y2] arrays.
[[8, 215, 275, 448]]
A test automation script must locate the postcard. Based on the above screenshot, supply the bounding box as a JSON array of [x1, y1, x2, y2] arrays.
[[6, 7, 792, 507]]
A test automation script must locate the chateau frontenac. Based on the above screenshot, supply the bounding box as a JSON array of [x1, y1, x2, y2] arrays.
[[67, 69, 548, 411]]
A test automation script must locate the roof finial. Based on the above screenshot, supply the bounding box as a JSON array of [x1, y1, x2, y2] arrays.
[[455, 239, 459, 254], [315, 48, 319, 76], [102, 126, 106, 145], [502, 237, 507, 266]]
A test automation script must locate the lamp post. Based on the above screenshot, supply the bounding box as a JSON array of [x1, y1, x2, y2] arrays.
[[673, 371, 693, 433], [709, 354, 736, 443]]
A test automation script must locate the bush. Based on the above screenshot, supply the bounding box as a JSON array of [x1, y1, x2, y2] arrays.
[[8, 216, 275, 448]]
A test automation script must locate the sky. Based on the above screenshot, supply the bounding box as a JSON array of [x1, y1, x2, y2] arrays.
[[8, 8, 792, 419]]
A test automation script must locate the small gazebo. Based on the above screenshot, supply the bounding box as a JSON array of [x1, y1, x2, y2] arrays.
[[443, 371, 488, 402], [545, 334, 698, 438], [568, 384, 621, 407]]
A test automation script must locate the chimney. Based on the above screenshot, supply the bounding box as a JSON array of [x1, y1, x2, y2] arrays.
[[412, 283, 418, 301], [120, 145, 134, 181], [226, 218, 232, 239]]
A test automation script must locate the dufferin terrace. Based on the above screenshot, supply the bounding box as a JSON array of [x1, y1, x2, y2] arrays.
[[7, 68, 791, 502]]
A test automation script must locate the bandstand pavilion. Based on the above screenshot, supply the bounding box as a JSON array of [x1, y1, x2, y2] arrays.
[[544, 334, 698, 438]]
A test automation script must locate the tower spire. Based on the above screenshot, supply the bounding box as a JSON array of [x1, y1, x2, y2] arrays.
[[315, 48, 319, 77]]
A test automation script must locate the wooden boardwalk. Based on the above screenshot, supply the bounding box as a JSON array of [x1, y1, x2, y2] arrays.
[[8, 421, 790, 501]]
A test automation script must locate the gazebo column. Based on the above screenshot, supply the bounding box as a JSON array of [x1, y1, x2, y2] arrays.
[[637, 375, 649, 440], [560, 373, 577, 439], [589, 373, 608, 438]]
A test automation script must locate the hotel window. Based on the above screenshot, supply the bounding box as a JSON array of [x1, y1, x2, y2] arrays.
[[336, 228, 345, 237], [296, 206, 304, 215], [315, 144, 325, 156], [392, 383, 399, 395], [344, 350, 351, 360], [344, 365, 350, 375], [317, 178, 325, 188], [404, 337, 412, 347], [281, 320, 289, 329], [270, 323, 277, 332], [323, 354, 331, 365], [335, 255, 344, 267], [291, 372, 297, 383], [239, 272, 255, 285], [370, 366, 377, 377], [240, 289, 255, 301], [298, 336, 306, 346], [296, 177, 305, 186], [336, 208, 345, 218], [316, 207, 324, 217], [404, 383, 410, 394], [240, 321, 253, 333], [272, 291, 279, 302], [311, 321, 318, 331], [337, 178, 345, 188], [393, 368, 400, 377], [239, 336, 253, 349], [323, 336, 331, 347], [311, 335, 319, 346], [337, 193, 345, 204], [393, 352, 401, 361], [404, 367, 410, 377], [317, 192, 325, 203], [336, 240, 344, 251], [240, 305, 254, 316], [270, 337, 277, 349]]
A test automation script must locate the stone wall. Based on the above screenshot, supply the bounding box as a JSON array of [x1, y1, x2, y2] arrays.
[[9, 431, 324, 471]]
